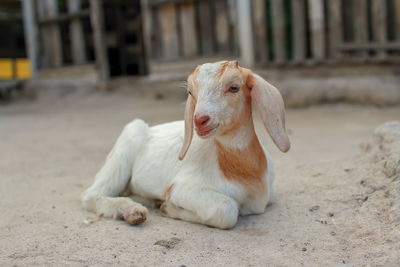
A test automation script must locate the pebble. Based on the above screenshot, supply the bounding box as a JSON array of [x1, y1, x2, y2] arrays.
[[309, 205, 320, 212]]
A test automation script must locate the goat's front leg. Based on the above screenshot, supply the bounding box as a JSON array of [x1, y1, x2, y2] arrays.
[[160, 187, 239, 229]]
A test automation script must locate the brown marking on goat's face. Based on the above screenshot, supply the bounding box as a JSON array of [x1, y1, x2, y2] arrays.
[[216, 135, 267, 188], [187, 61, 255, 140], [163, 183, 175, 200], [216, 60, 240, 79], [217, 67, 252, 136]]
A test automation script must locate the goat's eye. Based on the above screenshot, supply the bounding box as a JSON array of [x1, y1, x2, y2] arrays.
[[228, 85, 239, 93]]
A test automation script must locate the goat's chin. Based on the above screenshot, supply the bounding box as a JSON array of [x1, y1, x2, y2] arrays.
[[196, 126, 218, 139]]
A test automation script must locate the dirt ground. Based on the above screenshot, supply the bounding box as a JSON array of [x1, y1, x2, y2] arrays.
[[0, 89, 399, 266]]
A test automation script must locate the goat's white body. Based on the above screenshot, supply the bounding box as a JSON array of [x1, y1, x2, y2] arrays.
[[81, 60, 289, 229], [82, 119, 274, 229]]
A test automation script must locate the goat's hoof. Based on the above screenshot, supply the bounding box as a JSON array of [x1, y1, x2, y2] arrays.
[[123, 208, 147, 225]]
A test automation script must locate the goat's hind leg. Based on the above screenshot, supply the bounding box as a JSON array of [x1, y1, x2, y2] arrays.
[[161, 188, 239, 229], [81, 119, 149, 225]]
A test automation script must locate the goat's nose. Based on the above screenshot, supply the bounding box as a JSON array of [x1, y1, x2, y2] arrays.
[[194, 115, 210, 128]]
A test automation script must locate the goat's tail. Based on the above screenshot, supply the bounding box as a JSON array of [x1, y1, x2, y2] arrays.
[[81, 119, 149, 225]]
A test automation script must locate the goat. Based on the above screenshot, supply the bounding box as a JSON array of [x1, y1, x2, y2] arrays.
[[81, 60, 290, 229]]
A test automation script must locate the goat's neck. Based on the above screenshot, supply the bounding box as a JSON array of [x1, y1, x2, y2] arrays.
[[214, 115, 267, 186], [215, 117, 258, 151]]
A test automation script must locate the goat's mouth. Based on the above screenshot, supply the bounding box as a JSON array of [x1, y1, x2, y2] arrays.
[[196, 125, 218, 138]]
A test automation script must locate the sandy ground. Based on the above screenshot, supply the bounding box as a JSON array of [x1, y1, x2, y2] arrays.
[[0, 90, 399, 266]]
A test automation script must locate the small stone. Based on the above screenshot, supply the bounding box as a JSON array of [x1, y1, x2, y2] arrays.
[[344, 168, 352, 172], [309, 205, 320, 212], [328, 212, 334, 217], [302, 247, 307, 251], [154, 237, 181, 249], [331, 231, 336, 236]]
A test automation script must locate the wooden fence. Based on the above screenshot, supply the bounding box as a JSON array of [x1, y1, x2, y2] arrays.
[[251, 0, 400, 65], [149, 0, 400, 65], [147, 0, 237, 61], [23, 0, 148, 83], [22, 0, 400, 84]]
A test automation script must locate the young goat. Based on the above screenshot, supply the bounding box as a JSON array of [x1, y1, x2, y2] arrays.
[[82, 61, 290, 229]]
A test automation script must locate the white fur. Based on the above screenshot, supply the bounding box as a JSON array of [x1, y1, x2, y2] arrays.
[[82, 62, 284, 229], [82, 119, 274, 229]]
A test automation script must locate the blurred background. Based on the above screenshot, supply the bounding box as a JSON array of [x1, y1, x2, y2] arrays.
[[1, 2, 400, 265], [0, 0, 399, 105]]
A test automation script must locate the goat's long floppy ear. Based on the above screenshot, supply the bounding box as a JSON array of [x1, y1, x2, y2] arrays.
[[179, 94, 195, 160], [248, 72, 290, 152]]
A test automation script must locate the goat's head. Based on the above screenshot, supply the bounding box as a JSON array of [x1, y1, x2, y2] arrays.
[[179, 60, 290, 160]]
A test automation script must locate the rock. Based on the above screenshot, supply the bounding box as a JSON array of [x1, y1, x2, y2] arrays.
[[309, 205, 320, 212], [365, 121, 400, 223], [369, 121, 400, 179], [154, 237, 181, 249]]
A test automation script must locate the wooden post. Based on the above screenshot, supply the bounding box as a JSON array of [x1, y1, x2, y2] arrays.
[[227, 0, 239, 56], [308, 0, 325, 61], [292, 0, 306, 63], [198, 0, 214, 55], [68, 0, 87, 64], [371, 0, 387, 58], [140, 0, 151, 74], [396, 0, 400, 41], [150, 6, 163, 59], [159, 3, 179, 60], [45, 0, 63, 67], [253, 0, 268, 65], [271, 0, 286, 64], [90, 0, 109, 86], [328, 0, 342, 59], [354, 0, 368, 59], [215, 0, 230, 54], [236, 0, 254, 67], [179, 2, 197, 57], [37, 0, 63, 68], [22, 0, 39, 78]]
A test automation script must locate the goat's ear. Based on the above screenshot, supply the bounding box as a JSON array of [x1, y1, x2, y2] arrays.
[[248, 72, 290, 153], [179, 94, 195, 160]]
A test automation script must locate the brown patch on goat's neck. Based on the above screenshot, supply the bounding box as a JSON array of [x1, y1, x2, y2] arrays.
[[215, 70, 267, 188], [163, 183, 174, 200], [215, 134, 267, 189]]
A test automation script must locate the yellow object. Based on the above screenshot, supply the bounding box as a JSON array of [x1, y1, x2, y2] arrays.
[[0, 59, 13, 79], [0, 58, 31, 79], [16, 59, 31, 79]]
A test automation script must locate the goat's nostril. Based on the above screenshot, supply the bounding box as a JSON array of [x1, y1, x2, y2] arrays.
[[195, 115, 211, 127]]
